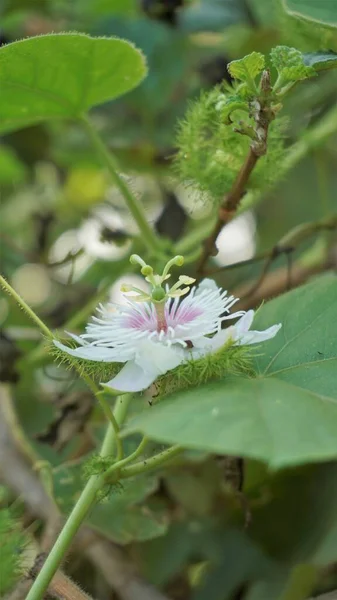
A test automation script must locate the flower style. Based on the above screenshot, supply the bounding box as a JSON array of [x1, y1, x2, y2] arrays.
[[54, 255, 281, 393]]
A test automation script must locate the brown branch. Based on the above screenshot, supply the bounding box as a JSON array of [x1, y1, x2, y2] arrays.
[[30, 554, 95, 600], [0, 384, 171, 600], [197, 148, 259, 274], [234, 260, 333, 312], [197, 74, 272, 276]]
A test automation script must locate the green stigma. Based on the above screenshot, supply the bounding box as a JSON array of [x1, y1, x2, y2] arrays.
[[126, 254, 195, 304]]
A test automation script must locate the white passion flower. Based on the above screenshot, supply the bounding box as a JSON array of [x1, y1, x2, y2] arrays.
[[54, 254, 281, 393]]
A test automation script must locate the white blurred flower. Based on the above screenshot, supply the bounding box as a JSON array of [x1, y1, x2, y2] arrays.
[[54, 256, 281, 393], [78, 206, 132, 261], [214, 212, 256, 267]]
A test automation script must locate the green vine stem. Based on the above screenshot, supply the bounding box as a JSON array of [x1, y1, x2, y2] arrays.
[[81, 115, 162, 255], [95, 392, 124, 460], [0, 274, 53, 339], [119, 444, 183, 479], [25, 277, 121, 369], [26, 394, 132, 600]]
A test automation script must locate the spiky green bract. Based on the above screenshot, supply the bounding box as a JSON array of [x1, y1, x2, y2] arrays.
[[0, 498, 27, 594], [82, 457, 123, 501], [82, 454, 116, 478], [174, 86, 285, 205], [271, 46, 316, 87], [49, 341, 121, 383], [155, 341, 255, 400]]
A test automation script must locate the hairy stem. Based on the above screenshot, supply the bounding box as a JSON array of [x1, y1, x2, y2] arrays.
[[0, 275, 53, 338], [26, 394, 132, 600], [96, 392, 124, 460], [0, 275, 123, 440], [119, 445, 183, 479], [81, 116, 162, 255]]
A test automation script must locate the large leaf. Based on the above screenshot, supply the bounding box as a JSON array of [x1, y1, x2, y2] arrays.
[[283, 0, 337, 28], [0, 33, 147, 134], [249, 463, 337, 563], [303, 51, 337, 72], [125, 275, 337, 468]]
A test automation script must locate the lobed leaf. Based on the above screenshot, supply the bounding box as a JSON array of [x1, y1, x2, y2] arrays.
[[228, 52, 265, 82], [270, 45, 316, 83]]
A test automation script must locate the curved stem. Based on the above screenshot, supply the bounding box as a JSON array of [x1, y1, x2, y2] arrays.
[[26, 394, 132, 600], [104, 436, 149, 481], [81, 115, 162, 255], [120, 444, 183, 479], [0, 274, 53, 338]]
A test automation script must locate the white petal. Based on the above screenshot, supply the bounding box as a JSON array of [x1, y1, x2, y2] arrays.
[[208, 327, 234, 352], [105, 360, 157, 392], [234, 310, 254, 337], [66, 331, 88, 346], [196, 278, 219, 295], [236, 323, 282, 345], [105, 341, 184, 392], [53, 340, 129, 362], [189, 336, 214, 349], [136, 340, 183, 376]]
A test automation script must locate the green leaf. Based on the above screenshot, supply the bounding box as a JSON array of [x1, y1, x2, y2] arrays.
[[138, 518, 220, 586], [270, 46, 316, 83], [228, 52, 265, 82], [125, 275, 337, 469], [283, 0, 337, 28], [249, 463, 337, 563], [252, 274, 337, 384], [0, 33, 147, 134], [217, 94, 250, 124], [53, 461, 167, 543], [88, 495, 168, 544], [303, 51, 337, 72], [164, 461, 224, 517]]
